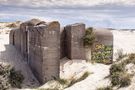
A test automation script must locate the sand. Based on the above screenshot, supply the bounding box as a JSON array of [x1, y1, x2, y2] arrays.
[[112, 30, 135, 60], [0, 33, 40, 90]]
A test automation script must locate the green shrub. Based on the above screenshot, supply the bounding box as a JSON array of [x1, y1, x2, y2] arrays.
[[128, 53, 135, 60], [0, 64, 11, 75], [0, 64, 11, 90], [119, 73, 131, 87], [108, 53, 135, 88], [110, 64, 125, 75], [110, 63, 131, 87], [97, 86, 113, 90], [0, 64, 24, 89], [111, 72, 131, 87], [110, 72, 122, 86], [83, 27, 95, 47], [9, 68, 24, 88], [125, 53, 135, 64], [0, 76, 11, 90], [92, 44, 113, 64]]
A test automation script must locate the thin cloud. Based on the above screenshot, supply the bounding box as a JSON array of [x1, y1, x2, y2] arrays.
[[0, 0, 135, 29], [0, 0, 135, 8]]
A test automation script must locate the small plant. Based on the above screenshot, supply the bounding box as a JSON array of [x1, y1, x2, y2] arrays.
[[38, 72, 91, 90], [0, 64, 11, 90], [97, 86, 113, 90], [110, 72, 131, 87], [0, 63, 24, 89], [119, 73, 131, 87], [110, 63, 131, 87], [108, 52, 135, 88], [83, 27, 95, 47], [57, 78, 68, 85], [9, 68, 24, 88], [128, 53, 135, 60], [68, 72, 90, 87], [92, 44, 113, 64], [110, 64, 125, 75], [110, 72, 122, 86], [125, 53, 135, 64], [75, 71, 90, 82], [0, 75, 11, 90], [0, 64, 11, 75]]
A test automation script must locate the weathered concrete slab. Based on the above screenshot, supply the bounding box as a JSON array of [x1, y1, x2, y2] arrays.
[[93, 28, 113, 45], [60, 27, 66, 59], [19, 19, 43, 61], [65, 23, 85, 59], [28, 21, 60, 83], [9, 30, 15, 45], [13, 29, 21, 50]]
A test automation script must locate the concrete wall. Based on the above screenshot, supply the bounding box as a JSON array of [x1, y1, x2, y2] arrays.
[[64, 23, 85, 59], [28, 21, 60, 83], [93, 29, 113, 45], [9, 19, 60, 84], [60, 27, 66, 59], [9, 29, 15, 45], [14, 29, 21, 50], [19, 19, 42, 61]]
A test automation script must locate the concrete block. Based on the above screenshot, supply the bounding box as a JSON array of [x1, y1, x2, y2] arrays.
[[65, 23, 85, 59]]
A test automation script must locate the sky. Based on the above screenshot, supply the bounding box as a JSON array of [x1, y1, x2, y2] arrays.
[[0, 0, 135, 29]]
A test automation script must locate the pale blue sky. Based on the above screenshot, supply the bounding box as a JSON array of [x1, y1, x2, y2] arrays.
[[0, 0, 135, 29]]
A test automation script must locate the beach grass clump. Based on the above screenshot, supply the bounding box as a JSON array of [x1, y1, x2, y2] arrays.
[[110, 63, 131, 87], [0, 63, 24, 89], [110, 64, 125, 75], [83, 27, 95, 47], [119, 73, 131, 87], [67, 71, 90, 88], [9, 68, 24, 88], [57, 78, 68, 85], [109, 53, 135, 88], [97, 86, 113, 90], [37, 71, 90, 90]]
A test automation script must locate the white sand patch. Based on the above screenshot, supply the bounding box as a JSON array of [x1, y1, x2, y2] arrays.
[[0, 33, 40, 89], [62, 60, 110, 90], [112, 30, 135, 60]]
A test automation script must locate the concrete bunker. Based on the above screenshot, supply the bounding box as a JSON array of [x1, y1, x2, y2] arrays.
[[9, 19, 114, 84]]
